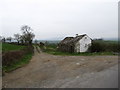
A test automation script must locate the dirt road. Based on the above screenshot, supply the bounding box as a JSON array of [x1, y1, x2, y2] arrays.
[[2, 46, 118, 88]]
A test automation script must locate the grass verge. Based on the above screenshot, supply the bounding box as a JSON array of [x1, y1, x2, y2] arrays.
[[3, 52, 33, 72], [45, 50, 116, 56]]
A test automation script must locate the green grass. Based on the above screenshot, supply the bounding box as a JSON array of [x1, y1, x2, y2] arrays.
[[2, 43, 33, 73], [44, 49, 115, 56], [3, 52, 33, 72], [103, 40, 118, 44], [2, 43, 25, 52], [40, 42, 117, 56]]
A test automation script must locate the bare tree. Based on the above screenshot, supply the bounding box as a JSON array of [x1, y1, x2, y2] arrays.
[[21, 25, 35, 45], [6, 37, 12, 43], [14, 34, 21, 44], [2, 37, 6, 43], [21, 25, 32, 33], [20, 35, 24, 44]]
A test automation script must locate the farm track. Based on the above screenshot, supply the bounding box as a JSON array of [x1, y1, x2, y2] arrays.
[[2, 46, 118, 88]]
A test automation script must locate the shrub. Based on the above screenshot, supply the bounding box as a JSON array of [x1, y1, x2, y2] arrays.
[[105, 42, 119, 52], [90, 40, 105, 52], [90, 40, 119, 52], [2, 46, 34, 66]]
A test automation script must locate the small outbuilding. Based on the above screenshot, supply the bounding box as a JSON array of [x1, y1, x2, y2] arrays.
[[58, 34, 92, 53]]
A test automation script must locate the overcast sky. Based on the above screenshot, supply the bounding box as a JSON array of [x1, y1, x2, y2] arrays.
[[0, 0, 119, 40]]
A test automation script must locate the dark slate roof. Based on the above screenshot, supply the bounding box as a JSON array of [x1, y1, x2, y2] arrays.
[[60, 37, 74, 44], [59, 34, 87, 45], [72, 34, 86, 43]]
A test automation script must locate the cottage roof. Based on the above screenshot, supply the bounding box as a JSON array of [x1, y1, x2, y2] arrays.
[[73, 34, 86, 43], [60, 37, 74, 44], [59, 34, 89, 45]]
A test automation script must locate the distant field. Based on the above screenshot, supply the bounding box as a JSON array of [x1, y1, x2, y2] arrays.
[[99, 40, 118, 44], [2, 43, 26, 52], [37, 40, 61, 44]]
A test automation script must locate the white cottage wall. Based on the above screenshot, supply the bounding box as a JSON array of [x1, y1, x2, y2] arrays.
[[79, 36, 92, 52]]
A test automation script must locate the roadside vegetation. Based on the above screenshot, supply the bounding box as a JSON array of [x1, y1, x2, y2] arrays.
[[40, 40, 119, 56], [90, 40, 119, 53], [1, 25, 35, 73], [3, 46, 33, 72]]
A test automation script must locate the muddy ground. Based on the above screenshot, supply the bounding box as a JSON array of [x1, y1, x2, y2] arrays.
[[2, 46, 118, 88]]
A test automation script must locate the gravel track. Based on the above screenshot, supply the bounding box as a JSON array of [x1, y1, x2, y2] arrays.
[[2, 46, 118, 88]]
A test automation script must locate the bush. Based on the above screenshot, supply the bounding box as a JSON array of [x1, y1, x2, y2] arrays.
[[90, 41, 105, 52], [2, 46, 34, 66], [90, 40, 119, 52]]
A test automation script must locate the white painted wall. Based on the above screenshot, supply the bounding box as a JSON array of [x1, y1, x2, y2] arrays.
[[79, 35, 92, 52]]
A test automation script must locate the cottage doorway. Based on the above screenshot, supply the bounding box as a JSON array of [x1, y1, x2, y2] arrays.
[[70, 46, 74, 53]]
